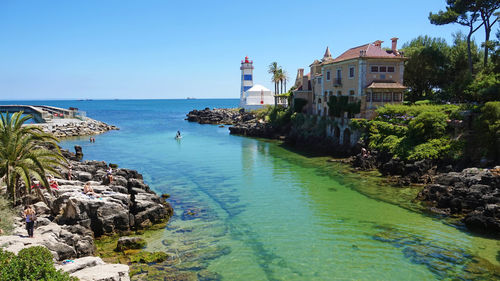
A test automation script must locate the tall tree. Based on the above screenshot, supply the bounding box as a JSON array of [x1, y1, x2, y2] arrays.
[[402, 36, 451, 102], [0, 112, 65, 205], [268, 62, 280, 96], [429, 0, 483, 73], [476, 0, 500, 66]]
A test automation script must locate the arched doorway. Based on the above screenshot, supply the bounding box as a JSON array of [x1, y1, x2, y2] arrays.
[[343, 128, 351, 145], [334, 126, 340, 144]]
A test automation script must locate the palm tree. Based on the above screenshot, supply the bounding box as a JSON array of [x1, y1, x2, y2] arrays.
[[0, 112, 65, 205], [268, 62, 280, 105]]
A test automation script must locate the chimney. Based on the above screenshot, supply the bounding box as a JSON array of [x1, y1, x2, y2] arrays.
[[295, 68, 304, 87], [374, 40, 383, 48], [391, 37, 399, 54]]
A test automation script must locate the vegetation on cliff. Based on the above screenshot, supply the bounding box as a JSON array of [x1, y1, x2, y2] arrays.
[[0, 246, 76, 281]]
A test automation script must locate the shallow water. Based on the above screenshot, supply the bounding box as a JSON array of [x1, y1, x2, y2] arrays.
[[2, 99, 499, 280]]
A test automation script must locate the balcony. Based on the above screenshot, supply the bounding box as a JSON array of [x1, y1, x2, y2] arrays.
[[334, 78, 342, 86]]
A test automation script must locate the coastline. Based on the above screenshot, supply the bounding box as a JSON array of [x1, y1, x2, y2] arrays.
[[186, 107, 500, 238], [0, 120, 172, 280]]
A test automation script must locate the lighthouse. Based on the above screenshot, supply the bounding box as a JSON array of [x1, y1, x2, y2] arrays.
[[239, 56, 274, 110], [240, 56, 254, 107]]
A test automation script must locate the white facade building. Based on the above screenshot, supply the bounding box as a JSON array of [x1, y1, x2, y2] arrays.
[[239, 56, 274, 110]]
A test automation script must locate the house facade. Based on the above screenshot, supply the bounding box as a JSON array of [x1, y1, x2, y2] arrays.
[[293, 38, 406, 119]]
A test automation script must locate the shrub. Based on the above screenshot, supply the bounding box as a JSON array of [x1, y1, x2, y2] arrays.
[[0, 246, 77, 281], [293, 98, 308, 113], [408, 138, 452, 160], [408, 111, 448, 141], [476, 101, 500, 162]]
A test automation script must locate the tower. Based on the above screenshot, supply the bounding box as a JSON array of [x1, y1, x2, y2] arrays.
[[240, 56, 254, 107]]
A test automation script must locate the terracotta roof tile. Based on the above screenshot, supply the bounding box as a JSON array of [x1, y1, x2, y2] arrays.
[[330, 43, 399, 63]]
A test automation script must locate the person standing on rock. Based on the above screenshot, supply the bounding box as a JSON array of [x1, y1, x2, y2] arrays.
[[107, 165, 113, 185], [23, 206, 36, 238]]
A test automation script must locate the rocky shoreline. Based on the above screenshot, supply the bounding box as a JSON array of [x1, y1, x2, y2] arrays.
[[0, 147, 173, 280], [33, 117, 119, 138], [418, 167, 500, 236], [187, 107, 500, 238]]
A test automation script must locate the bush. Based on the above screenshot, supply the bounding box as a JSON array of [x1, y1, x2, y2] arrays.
[[293, 98, 308, 113], [408, 138, 452, 160], [408, 111, 448, 141], [0, 246, 77, 281], [476, 101, 500, 162]]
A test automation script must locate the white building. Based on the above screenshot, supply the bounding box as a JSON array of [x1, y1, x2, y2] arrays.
[[239, 56, 274, 110]]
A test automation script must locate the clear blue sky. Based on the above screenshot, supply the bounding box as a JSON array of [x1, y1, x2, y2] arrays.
[[0, 0, 490, 100]]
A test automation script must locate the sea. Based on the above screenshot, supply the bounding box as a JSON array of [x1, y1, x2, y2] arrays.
[[1, 99, 499, 280]]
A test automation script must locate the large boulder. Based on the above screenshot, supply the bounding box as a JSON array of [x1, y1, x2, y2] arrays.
[[115, 237, 146, 251]]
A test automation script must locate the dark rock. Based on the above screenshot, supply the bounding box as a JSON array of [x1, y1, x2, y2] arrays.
[[115, 237, 146, 251]]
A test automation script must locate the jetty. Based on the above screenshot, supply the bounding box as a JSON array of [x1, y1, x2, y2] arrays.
[[0, 104, 85, 123]]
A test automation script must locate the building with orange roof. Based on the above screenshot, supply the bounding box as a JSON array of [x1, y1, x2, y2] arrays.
[[293, 38, 406, 118]]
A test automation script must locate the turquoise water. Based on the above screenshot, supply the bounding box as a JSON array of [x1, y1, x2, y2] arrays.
[[2, 99, 499, 280]]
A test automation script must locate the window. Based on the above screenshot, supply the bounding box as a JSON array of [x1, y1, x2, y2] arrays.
[[388, 66, 395, 72], [383, 92, 392, 102], [393, 92, 402, 101], [372, 93, 381, 102], [326, 71, 331, 81], [349, 90, 355, 95], [349, 67, 355, 78], [243, 74, 252, 81], [371, 66, 378, 72], [379, 66, 387, 72]]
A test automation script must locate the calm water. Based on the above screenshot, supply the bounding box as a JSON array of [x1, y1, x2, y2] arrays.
[[2, 99, 499, 280]]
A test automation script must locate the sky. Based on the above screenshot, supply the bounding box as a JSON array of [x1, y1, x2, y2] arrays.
[[0, 0, 492, 100]]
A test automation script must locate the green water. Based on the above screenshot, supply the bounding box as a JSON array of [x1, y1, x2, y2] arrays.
[[14, 99, 496, 280]]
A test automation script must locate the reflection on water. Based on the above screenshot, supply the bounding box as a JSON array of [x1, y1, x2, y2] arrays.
[[14, 99, 496, 281]]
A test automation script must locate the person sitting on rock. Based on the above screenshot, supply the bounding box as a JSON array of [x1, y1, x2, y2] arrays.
[[83, 182, 99, 198], [48, 175, 59, 189], [106, 165, 113, 184]]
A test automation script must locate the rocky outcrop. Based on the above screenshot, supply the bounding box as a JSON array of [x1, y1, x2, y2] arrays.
[[47, 158, 173, 237], [418, 167, 500, 236], [228, 120, 279, 138], [56, 257, 130, 281], [186, 108, 255, 125], [34, 118, 119, 138]]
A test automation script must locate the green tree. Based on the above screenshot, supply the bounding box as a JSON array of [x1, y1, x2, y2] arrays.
[[429, 0, 484, 73], [441, 32, 481, 101], [476, 0, 500, 66], [402, 36, 450, 102], [0, 112, 65, 205], [268, 62, 280, 104]]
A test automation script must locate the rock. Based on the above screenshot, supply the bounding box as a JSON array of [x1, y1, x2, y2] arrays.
[[56, 256, 105, 274], [116, 237, 146, 251], [70, 263, 130, 281], [419, 167, 500, 237], [78, 171, 93, 182], [33, 201, 51, 215]]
